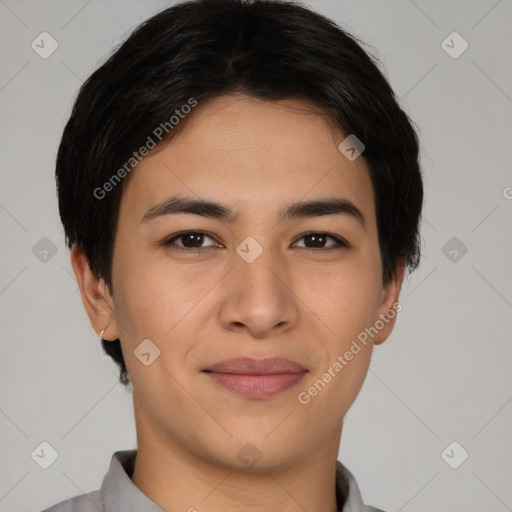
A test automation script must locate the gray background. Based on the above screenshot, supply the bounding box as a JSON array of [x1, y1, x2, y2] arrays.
[[0, 0, 511, 511]]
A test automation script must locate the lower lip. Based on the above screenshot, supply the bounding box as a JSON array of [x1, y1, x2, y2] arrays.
[[204, 372, 307, 398]]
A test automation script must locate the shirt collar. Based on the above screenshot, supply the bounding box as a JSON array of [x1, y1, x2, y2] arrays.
[[101, 449, 369, 512], [101, 450, 162, 512]]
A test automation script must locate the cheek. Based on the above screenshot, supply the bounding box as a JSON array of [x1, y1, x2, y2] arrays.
[[309, 259, 382, 410], [112, 250, 211, 336], [112, 261, 202, 398], [305, 261, 382, 340]]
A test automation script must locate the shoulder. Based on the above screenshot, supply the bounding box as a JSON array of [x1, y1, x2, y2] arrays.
[[39, 490, 103, 512]]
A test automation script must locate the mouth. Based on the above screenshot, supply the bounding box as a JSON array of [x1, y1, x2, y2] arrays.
[[202, 357, 308, 399]]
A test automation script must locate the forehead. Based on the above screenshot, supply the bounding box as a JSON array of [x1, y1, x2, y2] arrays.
[[119, 94, 375, 227]]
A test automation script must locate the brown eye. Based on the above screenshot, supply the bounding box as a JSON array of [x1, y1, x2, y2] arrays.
[[293, 232, 349, 250], [164, 231, 218, 250]]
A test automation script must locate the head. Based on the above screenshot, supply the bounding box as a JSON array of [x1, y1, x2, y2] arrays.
[[58, 0, 422, 469]]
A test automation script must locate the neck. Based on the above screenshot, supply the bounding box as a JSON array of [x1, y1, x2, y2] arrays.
[[130, 395, 344, 512]]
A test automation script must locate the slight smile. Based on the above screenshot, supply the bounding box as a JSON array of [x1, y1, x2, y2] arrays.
[[202, 357, 309, 399]]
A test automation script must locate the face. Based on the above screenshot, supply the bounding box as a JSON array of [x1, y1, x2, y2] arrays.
[[74, 94, 403, 470]]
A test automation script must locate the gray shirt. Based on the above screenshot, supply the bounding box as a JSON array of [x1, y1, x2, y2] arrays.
[[41, 450, 385, 512]]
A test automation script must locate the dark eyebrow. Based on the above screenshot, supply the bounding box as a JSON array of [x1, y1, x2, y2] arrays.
[[140, 195, 366, 228], [280, 197, 366, 228], [140, 195, 236, 223]]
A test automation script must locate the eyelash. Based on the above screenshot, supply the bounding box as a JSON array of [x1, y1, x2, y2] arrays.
[[162, 231, 350, 253]]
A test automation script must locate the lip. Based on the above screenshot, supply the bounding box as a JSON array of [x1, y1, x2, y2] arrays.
[[202, 357, 308, 399], [204, 357, 307, 374]]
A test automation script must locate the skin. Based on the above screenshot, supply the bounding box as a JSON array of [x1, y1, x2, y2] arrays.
[[71, 94, 404, 512]]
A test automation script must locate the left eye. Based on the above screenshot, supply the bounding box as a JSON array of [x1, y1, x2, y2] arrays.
[[293, 232, 348, 250]]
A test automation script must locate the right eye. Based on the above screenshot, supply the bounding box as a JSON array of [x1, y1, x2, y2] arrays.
[[162, 231, 222, 252]]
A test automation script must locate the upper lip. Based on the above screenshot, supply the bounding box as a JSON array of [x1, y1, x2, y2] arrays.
[[203, 357, 307, 375]]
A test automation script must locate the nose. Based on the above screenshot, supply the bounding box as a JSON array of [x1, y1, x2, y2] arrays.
[[218, 245, 300, 339]]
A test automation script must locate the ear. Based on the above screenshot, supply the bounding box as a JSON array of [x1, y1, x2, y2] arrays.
[[372, 259, 406, 346], [70, 243, 120, 342]]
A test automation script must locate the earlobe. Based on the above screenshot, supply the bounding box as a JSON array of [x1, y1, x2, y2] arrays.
[[372, 260, 406, 346], [70, 243, 119, 341]]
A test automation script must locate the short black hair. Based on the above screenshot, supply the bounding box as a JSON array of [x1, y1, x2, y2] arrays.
[[56, 0, 423, 387]]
